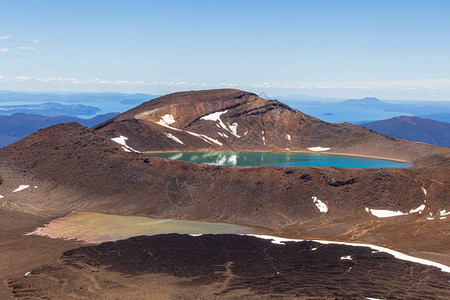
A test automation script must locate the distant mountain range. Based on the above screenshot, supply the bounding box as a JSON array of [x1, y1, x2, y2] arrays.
[[360, 116, 450, 147], [0, 102, 101, 116], [0, 112, 119, 148], [279, 96, 450, 123], [0, 91, 157, 116], [343, 97, 386, 107]]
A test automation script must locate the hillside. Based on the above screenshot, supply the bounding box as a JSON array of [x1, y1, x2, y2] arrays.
[[94, 89, 449, 165], [361, 116, 450, 147], [0, 112, 119, 147]]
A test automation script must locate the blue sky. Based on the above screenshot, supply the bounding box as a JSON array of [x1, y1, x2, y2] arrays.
[[1, 0, 450, 100]]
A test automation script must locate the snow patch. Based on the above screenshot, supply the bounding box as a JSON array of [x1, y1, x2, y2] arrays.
[[308, 147, 330, 152], [25, 272, 31, 276], [201, 110, 240, 138], [244, 131, 248, 136], [156, 114, 176, 126], [13, 185, 29, 193], [409, 204, 425, 214], [217, 132, 228, 138], [340, 255, 352, 260], [312, 196, 328, 213], [227, 122, 240, 137], [440, 217, 447, 220], [286, 133, 291, 141], [421, 187, 427, 195], [366, 208, 407, 218], [262, 136, 266, 145], [427, 217, 435, 220], [0, 195, 4, 199], [311, 247, 317, 251], [34, 186, 38, 189], [111, 136, 141, 153], [165, 133, 184, 144], [201, 110, 228, 122], [285, 148, 290, 151], [187, 131, 223, 146], [246, 234, 450, 273], [440, 210, 450, 216], [154, 116, 223, 146]]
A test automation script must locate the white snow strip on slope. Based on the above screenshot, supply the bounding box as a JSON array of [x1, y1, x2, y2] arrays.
[[227, 122, 240, 137], [440, 210, 450, 216], [365, 207, 407, 218], [186, 131, 223, 146], [308, 147, 331, 151], [25, 272, 31, 276], [286, 133, 291, 141], [111, 136, 141, 153], [312, 196, 328, 213], [13, 185, 30, 192], [122, 147, 131, 152], [154, 118, 223, 146], [200, 110, 241, 138], [165, 133, 184, 144], [0, 195, 4, 198], [201, 110, 228, 122], [245, 234, 450, 273], [156, 114, 176, 126], [341, 255, 352, 260], [409, 204, 425, 214], [218, 132, 228, 138], [421, 187, 427, 195], [202, 111, 229, 134]]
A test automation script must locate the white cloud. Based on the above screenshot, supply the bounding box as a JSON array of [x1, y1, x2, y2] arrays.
[[32, 38, 40, 43], [6, 76, 450, 99], [17, 46, 36, 50], [13, 76, 32, 81], [0, 35, 11, 41], [0, 47, 10, 53]]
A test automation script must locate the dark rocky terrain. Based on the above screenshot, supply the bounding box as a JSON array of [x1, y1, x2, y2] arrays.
[[7, 234, 450, 299], [361, 115, 450, 147], [0, 89, 449, 298]]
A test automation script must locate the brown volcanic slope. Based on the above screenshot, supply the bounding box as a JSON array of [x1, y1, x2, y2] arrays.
[[0, 89, 449, 297], [95, 89, 449, 165]]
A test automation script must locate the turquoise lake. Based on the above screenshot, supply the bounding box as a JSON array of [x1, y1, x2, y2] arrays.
[[150, 152, 412, 168]]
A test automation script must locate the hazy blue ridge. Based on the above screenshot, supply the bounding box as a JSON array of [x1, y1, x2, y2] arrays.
[[360, 116, 450, 147], [0, 112, 119, 148]]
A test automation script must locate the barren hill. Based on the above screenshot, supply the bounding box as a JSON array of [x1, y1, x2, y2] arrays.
[[94, 89, 449, 165]]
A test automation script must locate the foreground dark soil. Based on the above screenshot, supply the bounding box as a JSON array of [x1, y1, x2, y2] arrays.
[[7, 234, 450, 299]]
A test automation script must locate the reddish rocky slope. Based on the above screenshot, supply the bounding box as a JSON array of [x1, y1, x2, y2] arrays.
[[95, 89, 449, 165]]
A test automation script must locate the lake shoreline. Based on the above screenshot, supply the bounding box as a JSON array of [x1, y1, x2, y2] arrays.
[[143, 150, 412, 164]]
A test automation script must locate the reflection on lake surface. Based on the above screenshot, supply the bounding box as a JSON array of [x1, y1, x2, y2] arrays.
[[150, 152, 411, 168], [27, 211, 258, 244]]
